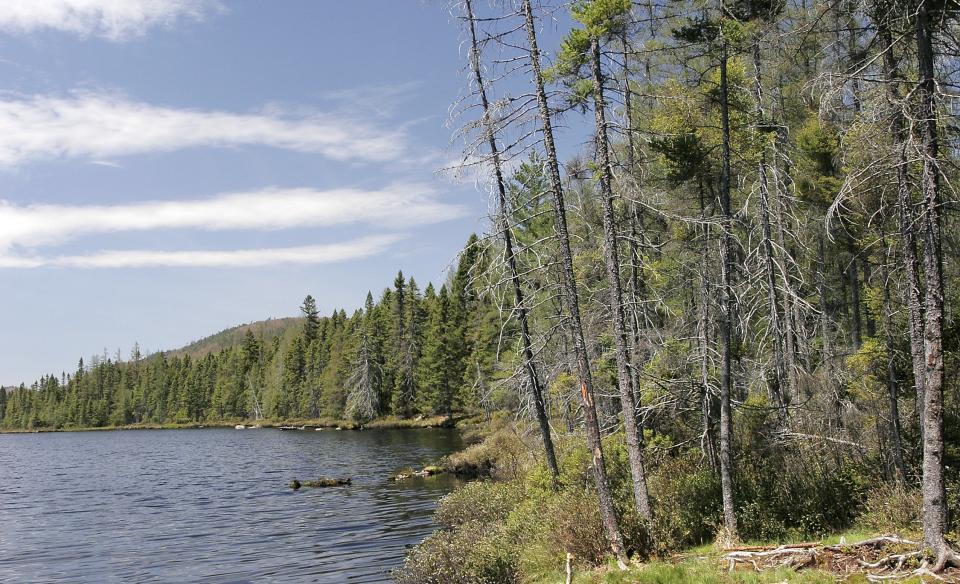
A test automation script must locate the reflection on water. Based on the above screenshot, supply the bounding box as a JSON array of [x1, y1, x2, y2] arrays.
[[0, 428, 463, 583]]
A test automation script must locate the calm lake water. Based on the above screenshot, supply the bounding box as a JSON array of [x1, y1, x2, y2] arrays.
[[0, 427, 464, 583]]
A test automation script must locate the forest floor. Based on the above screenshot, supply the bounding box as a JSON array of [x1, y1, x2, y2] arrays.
[[535, 531, 959, 583], [0, 413, 484, 434]]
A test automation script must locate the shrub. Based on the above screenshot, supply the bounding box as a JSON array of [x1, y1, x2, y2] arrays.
[[434, 480, 525, 529], [735, 443, 872, 541], [443, 426, 530, 480], [648, 452, 722, 553], [543, 489, 609, 565], [857, 482, 922, 533], [393, 522, 518, 584]]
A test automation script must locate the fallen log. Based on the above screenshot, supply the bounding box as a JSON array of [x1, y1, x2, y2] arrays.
[[290, 477, 351, 489]]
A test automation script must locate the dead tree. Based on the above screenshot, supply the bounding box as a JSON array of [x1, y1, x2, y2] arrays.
[[521, 0, 628, 565], [461, 0, 559, 478]]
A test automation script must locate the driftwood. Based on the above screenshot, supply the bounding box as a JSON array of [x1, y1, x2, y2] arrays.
[[722, 534, 959, 581], [724, 542, 820, 552], [289, 477, 351, 489], [390, 466, 445, 481]]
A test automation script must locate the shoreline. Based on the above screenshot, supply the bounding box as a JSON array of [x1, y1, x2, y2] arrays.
[[0, 413, 481, 435]]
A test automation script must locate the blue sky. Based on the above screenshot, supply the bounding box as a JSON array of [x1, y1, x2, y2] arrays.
[[0, 1, 579, 385]]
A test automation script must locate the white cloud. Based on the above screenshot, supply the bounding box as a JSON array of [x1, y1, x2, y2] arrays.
[[0, 0, 221, 40], [26, 235, 404, 268], [0, 184, 465, 253], [0, 92, 410, 167]]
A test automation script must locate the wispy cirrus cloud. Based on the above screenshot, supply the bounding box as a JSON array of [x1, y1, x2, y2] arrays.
[[0, 184, 466, 268], [0, 0, 222, 41], [0, 235, 404, 269], [0, 92, 413, 167]]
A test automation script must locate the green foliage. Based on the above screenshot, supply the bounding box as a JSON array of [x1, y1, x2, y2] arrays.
[[394, 521, 518, 584], [648, 453, 723, 553], [857, 483, 922, 533], [434, 480, 525, 529]]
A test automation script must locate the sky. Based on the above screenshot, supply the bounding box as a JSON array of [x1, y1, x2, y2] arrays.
[[0, 0, 578, 386]]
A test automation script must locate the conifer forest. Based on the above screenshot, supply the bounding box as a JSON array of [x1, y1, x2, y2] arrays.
[[4, 0, 960, 579]]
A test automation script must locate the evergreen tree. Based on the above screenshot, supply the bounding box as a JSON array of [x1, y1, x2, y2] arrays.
[[301, 295, 321, 343]]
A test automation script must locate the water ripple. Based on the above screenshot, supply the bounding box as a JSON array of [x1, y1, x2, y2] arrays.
[[0, 428, 462, 583]]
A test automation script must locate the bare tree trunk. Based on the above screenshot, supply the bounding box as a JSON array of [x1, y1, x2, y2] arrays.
[[914, 0, 959, 568], [463, 0, 558, 479], [698, 179, 718, 470], [590, 38, 653, 524], [622, 36, 650, 423], [770, 125, 800, 399], [877, 14, 926, 440], [718, 44, 738, 539], [818, 234, 842, 427], [882, 252, 908, 485], [622, 33, 648, 428], [752, 40, 788, 420], [522, 0, 627, 565], [849, 250, 862, 349], [862, 257, 875, 338]]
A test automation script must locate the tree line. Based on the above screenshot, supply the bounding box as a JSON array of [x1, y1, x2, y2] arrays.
[[1, 234, 503, 429]]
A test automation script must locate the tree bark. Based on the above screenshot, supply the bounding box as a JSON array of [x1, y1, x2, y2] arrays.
[[817, 234, 843, 428], [590, 37, 654, 524], [622, 34, 649, 420], [718, 44, 738, 539], [914, 0, 959, 568], [882, 252, 908, 485], [522, 0, 628, 565], [463, 0, 558, 479], [848, 250, 862, 349], [698, 178, 718, 470]]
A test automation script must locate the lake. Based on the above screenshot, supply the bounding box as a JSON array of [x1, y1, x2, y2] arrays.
[[0, 427, 464, 583]]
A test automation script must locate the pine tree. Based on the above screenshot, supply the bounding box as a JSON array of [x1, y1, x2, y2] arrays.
[[301, 295, 321, 343]]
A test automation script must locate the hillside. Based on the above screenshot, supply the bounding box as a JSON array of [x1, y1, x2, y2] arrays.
[[165, 317, 302, 359]]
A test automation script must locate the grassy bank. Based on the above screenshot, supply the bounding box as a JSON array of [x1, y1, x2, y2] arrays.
[[395, 418, 955, 583], [0, 413, 483, 434]]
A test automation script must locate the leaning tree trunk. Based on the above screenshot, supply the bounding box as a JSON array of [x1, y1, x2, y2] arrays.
[[590, 37, 653, 523], [914, 0, 959, 569], [522, 0, 628, 565], [718, 44, 739, 539], [463, 0, 558, 479]]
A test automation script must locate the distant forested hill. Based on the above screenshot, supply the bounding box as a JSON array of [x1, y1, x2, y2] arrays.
[[167, 317, 302, 359]]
